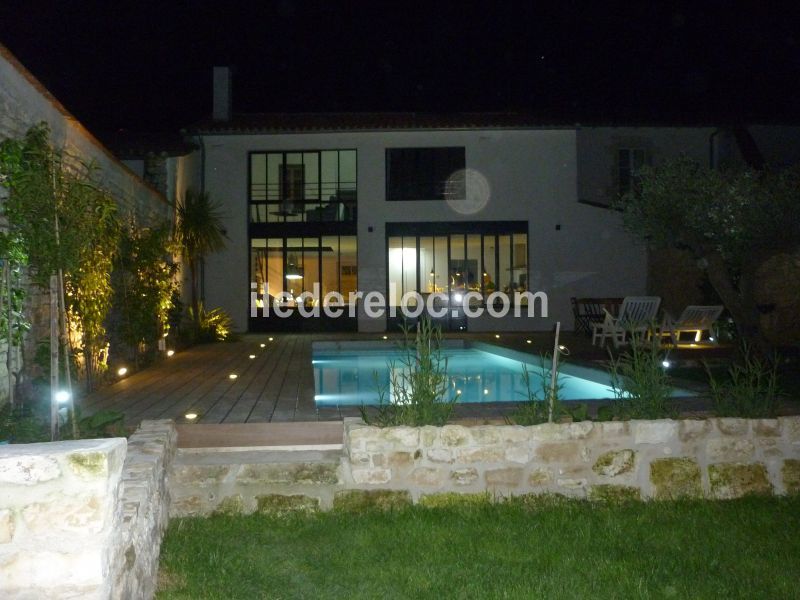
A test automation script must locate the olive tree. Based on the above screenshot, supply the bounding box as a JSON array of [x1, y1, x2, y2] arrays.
[[617, 156, 800, 354]]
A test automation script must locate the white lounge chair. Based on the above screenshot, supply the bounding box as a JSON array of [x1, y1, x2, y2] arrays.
[[591, 296, 661, 348], [661, 305, 724, 345]]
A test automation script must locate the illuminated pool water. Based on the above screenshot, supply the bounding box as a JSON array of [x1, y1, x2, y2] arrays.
[[313, 341, 690, 407]]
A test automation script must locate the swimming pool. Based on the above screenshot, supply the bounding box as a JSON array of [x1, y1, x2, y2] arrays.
[[313, 341, 688, 407]]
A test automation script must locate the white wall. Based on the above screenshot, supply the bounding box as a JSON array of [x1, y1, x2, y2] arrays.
[[200, 127, 648, 332]]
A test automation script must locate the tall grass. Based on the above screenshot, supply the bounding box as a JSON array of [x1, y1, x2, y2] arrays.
[[607, 334, 675, 419], [707, 343, 780, 417], [361, 317, 456, 426]]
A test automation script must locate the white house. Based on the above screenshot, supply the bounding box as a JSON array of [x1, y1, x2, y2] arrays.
[[186, 68, 800, 334]]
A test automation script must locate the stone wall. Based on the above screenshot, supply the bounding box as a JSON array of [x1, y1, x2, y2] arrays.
[[0, 438, 127, 599], [0, 420, 177, 600], [110, 420, 177, 600], [342, 417, 800, 502]]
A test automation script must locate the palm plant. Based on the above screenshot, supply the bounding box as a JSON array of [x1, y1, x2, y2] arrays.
[[176, 189, 227, 323]]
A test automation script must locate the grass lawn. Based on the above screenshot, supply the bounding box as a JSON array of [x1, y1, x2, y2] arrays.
[[157, 495, 800, 599]]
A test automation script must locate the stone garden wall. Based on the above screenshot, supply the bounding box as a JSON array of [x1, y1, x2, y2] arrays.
[[0, 420, 177, 600], [341, 417, 800, 502], [110, 420, 177, 600], [0, 438, 126, 599]]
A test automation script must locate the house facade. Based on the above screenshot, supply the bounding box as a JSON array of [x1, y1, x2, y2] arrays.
[[187, 70, 800, 334]]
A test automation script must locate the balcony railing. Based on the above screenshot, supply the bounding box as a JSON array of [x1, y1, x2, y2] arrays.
[[249, 181, 357, 223]]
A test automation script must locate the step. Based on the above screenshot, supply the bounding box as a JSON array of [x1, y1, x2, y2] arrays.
[[176, 421, 343, 451]]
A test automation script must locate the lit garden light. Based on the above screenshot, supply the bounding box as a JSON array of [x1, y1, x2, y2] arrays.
[[167, 350, 175, 357], [662, 360, 672, 369], [249, 354, 256, 359], [260, 343, 266, 348], [185, 412, 198, 421], [268, 337, 274, 342], [494, 334, 500, 339], [55, 390, 71, 404], [117, 367, 128, 376], [382, 335, 388, 340], [229, 373, 238, 380], [526, 339, 532, 344]]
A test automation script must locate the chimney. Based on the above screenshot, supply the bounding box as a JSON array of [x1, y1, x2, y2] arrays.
[[212, 66, 232, 121]]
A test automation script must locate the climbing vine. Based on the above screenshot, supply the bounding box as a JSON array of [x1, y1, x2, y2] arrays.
[[112, 221, 178, 367]]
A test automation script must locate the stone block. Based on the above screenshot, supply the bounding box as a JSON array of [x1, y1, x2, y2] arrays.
[[556, 478, 587, 490], [0, 455, 61, 486], [530, 421, 593, 441], [172, 464, 231, 486], [706, 439, 755, 462], [592, 449, 635, 477], [440, 425, 471, 447], [410, 467, 443, 487], [782, 459, 800, 494], [426, 448, 453, 463], [678, 419, 711, 441], [420, 426, 439, 447], [715, 418, 749, 436], [351, 468, 391, 485], [450, 468, 479, 486], [498, 426, 531, 443], [237, 462, 339, 485], [535, 442, 581, 463], [0, 508, 13, 543], [170, 495, 203, 517], [455, 446, 505, 463], [649, 458, 702, 500], [528, 468, 552, 486], [67, 452, 110, 479], [349, 451, 371, 466], [753, 419, 780, 437], [384, 426, 420, 448], [505, 446, 529, 464], [588, 484, 641, 502], [779, 416, 800, 441], [471, 427, 501, 445], [388, 452, 414, 468], [708, 463, 772, 499], [595, 421, 631, 437], [485, 467, 523, 487], [213, 495, 245, 515], [22, 496, 104, 534], [333, 490, 411, 511], [634, 420, 677, 445], [256, 494, 320, 515]]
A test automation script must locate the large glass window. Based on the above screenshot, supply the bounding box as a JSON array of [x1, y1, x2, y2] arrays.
[[251, 235, 357, 307], [387, 225, 527, 306], [386, 147, 465, 201], [249, 150, 357, 223]]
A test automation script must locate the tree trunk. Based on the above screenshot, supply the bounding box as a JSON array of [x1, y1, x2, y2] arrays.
[[190, 259, 199, 324], [703, 251, 772, 357]]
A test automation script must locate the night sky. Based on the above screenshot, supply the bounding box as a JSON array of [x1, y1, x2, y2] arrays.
[[1, 1, 799, 135]]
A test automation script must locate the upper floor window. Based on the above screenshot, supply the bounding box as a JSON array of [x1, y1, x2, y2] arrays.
[[386, 147, 465, 201], [617, 148, 647, 197], [249, 149, 356, 223]]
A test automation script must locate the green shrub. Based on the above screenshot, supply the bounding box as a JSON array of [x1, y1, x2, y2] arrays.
[[509, 354, 563, 425], [361, 317, 456, 427], [607, 335, 675, 420], [187, 303, 234, 343], [707, 344, 780, 418]]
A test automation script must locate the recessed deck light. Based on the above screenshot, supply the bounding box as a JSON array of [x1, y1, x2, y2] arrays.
[[185, 413, 198, 420], [229, 373, 238, 380], [494, 334, 500, 339], [260, 343, 266, 348], [249, 354, 256, 359], [167, 350, 175, 357], [117, 367, 128, 376]]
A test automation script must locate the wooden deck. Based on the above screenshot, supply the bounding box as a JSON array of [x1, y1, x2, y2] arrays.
[[81, 332, 724, 428]]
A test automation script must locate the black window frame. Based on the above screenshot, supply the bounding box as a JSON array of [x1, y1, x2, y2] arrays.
[[385, 146, 466, 201]]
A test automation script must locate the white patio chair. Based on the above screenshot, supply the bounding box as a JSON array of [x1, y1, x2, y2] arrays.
[[661, 305, 724, 345], [591, 296, 661, 348]]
